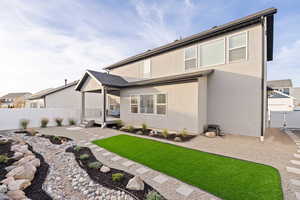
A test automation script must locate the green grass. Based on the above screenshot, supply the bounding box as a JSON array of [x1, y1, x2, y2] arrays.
[[92, 135, 283, 200]]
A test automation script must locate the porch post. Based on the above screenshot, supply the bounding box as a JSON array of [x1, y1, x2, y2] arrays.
[[101, 87, 107, 127], [198, 76, 207, 133], [81, 92, 85, 122]]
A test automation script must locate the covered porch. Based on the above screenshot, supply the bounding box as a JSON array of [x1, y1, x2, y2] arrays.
[[75, 70, 128, 127]]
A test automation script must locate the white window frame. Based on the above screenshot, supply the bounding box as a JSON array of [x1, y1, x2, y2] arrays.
[[139, 94, 155, 114], [129, 93, 167, 116], [198, 38, 226, 68], [184, 45, 198, 71], [156, 93, 167, 115], [143, 59, 151, 79], [130, 95, 139, 114], [227, 31, 248, 63]]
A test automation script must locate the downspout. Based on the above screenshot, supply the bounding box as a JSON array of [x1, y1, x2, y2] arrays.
[[260, 16, 267, 142]]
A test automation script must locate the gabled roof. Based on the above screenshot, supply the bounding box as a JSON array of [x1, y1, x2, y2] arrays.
[[76, 69, 214, 91], [104, 7, 277, 70], [0, 92, 31, 99], [28, 81, 78, 100], [26, 88, 53, 100], [267, 79, 293, 88]]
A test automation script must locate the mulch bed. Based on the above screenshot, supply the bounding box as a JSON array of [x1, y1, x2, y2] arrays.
[[66, 146, 159, 200], [39, 134, 73, 145], [24, 145, 52, 200], [107, 125, 196, 142]]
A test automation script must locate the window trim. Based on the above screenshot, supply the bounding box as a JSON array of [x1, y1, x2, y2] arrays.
[[130, 95, 139, 114], [129, 93, 167, 116], [227, 31, 248, 63], [198, 38, 226, 68], [156, 93, 167, 115], [143, 59, 151, 79], [184, 45, 198, 71]]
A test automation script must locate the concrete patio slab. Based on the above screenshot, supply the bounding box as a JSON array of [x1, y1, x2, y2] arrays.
[[122, 161, 134, 167], [176, 184, 194, 197], [136, 167, 150, 174], [287, 166, 300, 175], [153, 175, 168, 184], [291, 179, 300, 187], [291, 160, 300, 166]]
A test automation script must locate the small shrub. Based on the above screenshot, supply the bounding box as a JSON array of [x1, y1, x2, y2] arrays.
[[146, 190, 163, 200], [142, 123, 148, 133], [54, 118, 63, 126], [73, 145, 82, 152], [68, 118, 76, 126], [79, 154, 90, 160], [112, 173, 124, 182], [0, 155, 9, 164], [116, 120, 124, 128], [41, 118, 49, 128], [52, 135, 61, 140], [88, 161, 102, 169], [20, 119, 29, 129], [178, 128, 188, 138], [161, 129, 169, 138], [128, 125, 134, 133]]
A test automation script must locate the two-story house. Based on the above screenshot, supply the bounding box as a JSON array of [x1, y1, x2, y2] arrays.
[[0, 93, 32, 108], [75, 8, 277, 140]]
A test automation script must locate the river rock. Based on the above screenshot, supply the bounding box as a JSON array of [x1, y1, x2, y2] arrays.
[[100, 166, 110, 173], [205, 131, 216, 138], [126, 176, 144, 191], [0, 184, 8, 193], [0, 193, 11, 200]]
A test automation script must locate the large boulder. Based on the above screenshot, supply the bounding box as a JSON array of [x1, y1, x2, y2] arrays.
[[126, 176, 144, 191], [6, 163, 36, 181], [8, 179, 31, 191], [26, 128, 38, 136], [5, 166, 17, 172], [1, 177, 15, 185], [12, 155, 35, 166], [11, 145, 30, 155], [0, 137, 9, 145], [11, 152, 24, 161], [28, 158, 40, 168], [6, 190, 26, 200]]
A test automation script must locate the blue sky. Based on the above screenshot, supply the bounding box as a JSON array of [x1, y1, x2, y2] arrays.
[[0, 0, 300, 95]]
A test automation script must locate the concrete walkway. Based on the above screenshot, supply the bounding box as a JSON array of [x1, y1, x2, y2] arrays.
[[37, 126, 295, 200], [38, 126, 219, 200]]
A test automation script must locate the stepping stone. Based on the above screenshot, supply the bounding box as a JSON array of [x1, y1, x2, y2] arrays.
[[287, 166, 300, 174], [111, 156, 122, 161], [296, 192, 300, 200], [102, 152, 112, 156], [136, 167, 150, 174], [291, 179, 300, 186], [176, 185, 194, 197], [152, 175, 168, 184], [291, 160, 300, 165], [122, 161, 134, 167], [294, 154, 300, 159]]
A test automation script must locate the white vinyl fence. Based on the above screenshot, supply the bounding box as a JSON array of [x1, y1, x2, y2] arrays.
[[0, 108, 81, 130], [269, 111, 300, 128]]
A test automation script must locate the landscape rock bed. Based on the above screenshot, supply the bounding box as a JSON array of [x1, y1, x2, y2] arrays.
[[66, 146, 160, 200], [39, 134, 73, 145], [108, 125, 196, 142]]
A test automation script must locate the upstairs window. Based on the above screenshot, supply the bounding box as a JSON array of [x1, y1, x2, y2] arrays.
[[283, 88, 290, 95], [184, 46, 197, 70], [130, 95, 138, 113], [228, 32, 247, 62], [156, 94, 167, 115], [143, 59, 151, 79], [140, 95, 154, 114], [199, 39, 225, 67]]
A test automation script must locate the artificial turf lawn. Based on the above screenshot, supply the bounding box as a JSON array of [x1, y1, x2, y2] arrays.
[[92, 135, 283, 200]]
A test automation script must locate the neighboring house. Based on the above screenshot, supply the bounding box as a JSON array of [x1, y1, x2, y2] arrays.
[[25, 88, 53, 108], [28, 80, 101, 118], [0, 93, 32, 108], [293, 87, 300, 107], [267, 79, 293, 96], [75, 8, 277, 139], [268, 89, 295, 111]]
